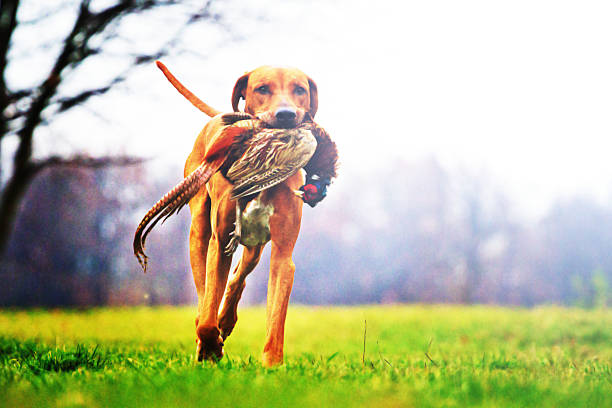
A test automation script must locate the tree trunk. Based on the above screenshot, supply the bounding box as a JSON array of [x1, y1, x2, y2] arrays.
[[0, 164, 38, 255]]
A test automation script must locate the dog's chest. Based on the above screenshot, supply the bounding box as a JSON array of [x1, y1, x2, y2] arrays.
[[240, 197, 274, 247]]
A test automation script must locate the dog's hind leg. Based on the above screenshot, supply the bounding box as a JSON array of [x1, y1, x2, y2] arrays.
[[218, 244, 264, 340], [188, 189, 212, 360]]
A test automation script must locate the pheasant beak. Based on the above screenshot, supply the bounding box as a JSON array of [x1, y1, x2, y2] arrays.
[[292, 189, 305, 199]]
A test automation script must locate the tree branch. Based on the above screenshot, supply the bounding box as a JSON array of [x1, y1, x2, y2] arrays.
[[56, 85, 114, 113], [12, 1, 175, 185], [52, 0, 214, 115], [18, 2, 74, 26], [0, 0, 19, 89], [0, 0, 20, 139], [14, 1, 93, 172], [1, 0, 215, 254], [32, 154, 145, 171]]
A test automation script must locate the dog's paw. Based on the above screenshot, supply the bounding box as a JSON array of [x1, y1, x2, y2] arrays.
[[195, 327, 224, 362]]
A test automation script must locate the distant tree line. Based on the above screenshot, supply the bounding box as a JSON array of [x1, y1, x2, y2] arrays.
[[1, 158, 609, 308], [0, 165, 193, 306]]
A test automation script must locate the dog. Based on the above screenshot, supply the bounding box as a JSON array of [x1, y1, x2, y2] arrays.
[[150, 62, 338, 366]]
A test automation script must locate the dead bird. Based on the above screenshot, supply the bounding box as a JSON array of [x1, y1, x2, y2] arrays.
[[133, 112, 331, 271]]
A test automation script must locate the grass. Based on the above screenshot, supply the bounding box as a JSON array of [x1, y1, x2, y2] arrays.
[[0, 305, 610, 407]]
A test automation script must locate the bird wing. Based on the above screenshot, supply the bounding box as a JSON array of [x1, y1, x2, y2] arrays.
[[227, 128, 317, 199]]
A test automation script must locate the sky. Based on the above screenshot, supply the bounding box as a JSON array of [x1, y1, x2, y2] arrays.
[[5, 0, 612, 219]]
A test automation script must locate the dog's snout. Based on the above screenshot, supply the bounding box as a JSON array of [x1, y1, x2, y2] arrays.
[[275, 108, 297, 126]]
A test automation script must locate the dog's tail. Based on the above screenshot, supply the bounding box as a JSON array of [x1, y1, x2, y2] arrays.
[[156, 60, 221, 118], [133, 161, 217, 273]]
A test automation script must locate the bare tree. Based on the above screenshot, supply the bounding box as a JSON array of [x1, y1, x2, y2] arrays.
[[0, 0, 219, 253]]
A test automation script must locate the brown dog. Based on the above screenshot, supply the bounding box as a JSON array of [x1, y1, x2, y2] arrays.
[[153, 62, 337, 366]]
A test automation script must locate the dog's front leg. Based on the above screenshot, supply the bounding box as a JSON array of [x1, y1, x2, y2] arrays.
[[262, 176, 304, 367], [195, 183, 236, 361], [263, 246, 297, 367]]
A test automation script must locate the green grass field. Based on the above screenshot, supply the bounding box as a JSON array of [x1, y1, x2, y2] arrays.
[[0, 305, 610, 407]]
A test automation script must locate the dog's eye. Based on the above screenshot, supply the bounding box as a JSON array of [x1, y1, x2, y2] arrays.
[[294, 86, 306, 96], [255, 85, 270, 95]]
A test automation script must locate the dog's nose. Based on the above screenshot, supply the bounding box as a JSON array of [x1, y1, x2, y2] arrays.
[[275, 108, 297, 126]]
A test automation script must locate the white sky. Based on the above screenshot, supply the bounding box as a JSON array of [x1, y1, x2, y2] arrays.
[[5, 0, 612, 219]]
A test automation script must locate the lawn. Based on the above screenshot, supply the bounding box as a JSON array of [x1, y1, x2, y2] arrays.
[[0, 305, 610, 407]]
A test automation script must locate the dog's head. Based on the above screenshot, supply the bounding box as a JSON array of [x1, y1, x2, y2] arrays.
[[231, 66, 318, 128]]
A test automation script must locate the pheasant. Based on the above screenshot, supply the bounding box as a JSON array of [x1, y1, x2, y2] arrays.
[[133, 112, 338, 271]]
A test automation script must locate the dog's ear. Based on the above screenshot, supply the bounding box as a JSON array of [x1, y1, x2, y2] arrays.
[[231, 72, 250, 112], [308, 77, 318, 118]]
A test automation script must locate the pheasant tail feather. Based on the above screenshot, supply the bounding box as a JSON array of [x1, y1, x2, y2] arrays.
[[133, 162, 215, 272]]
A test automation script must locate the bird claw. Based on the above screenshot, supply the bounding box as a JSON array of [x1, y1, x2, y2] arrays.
[[225, 232, 240, 255]]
